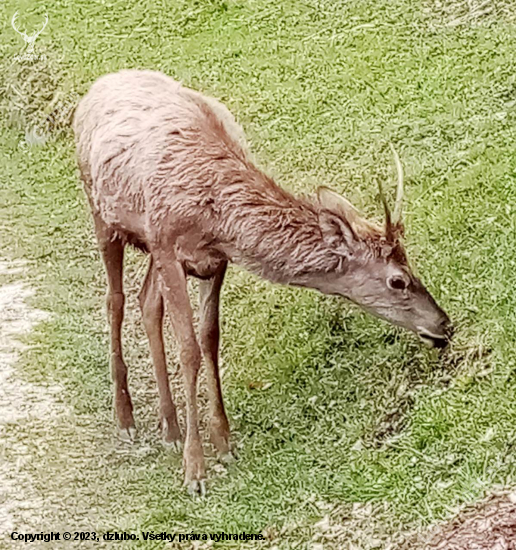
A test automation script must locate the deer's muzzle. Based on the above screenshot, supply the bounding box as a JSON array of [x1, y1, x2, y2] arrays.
[[417, 319, 454, 349]]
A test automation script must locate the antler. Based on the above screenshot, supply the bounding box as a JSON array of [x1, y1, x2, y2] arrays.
[[389, 143, 404, 225], [11, 11, 27, 39], [378, 144, 404, 240], [34, 13, 48, 39], [377, 179, 392, 236]]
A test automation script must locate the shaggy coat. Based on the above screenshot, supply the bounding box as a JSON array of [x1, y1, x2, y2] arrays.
[[74, 70, 344, 285]]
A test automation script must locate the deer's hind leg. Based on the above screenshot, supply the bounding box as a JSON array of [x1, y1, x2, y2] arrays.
[[138, 258, 182, 449], [94, 217, 136, 441]]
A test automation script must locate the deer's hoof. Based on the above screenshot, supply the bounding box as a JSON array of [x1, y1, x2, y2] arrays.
[[161, 416, 182, 450], [219, 451, 236, 465], [183, 441, 206, 496], [209, 422, 231, 456], [186, 479, 206, 498], [118, 426, 137, 443]]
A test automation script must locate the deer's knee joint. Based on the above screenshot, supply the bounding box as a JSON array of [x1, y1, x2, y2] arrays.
[[180, 348, 201, 369], [107, 291, 125, 312], [179, 343, 201, 375], [142, 305, 163, 331], [139, 287, 162, 319]]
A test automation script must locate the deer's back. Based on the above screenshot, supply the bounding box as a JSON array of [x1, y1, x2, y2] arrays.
[[73, 70, 250, 246]]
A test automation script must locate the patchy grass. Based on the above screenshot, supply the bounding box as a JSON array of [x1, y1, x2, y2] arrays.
[[0, 0, 516, 548]]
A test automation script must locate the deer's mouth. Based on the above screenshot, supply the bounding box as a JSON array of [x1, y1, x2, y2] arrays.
[[417, 326, 453, 349], [418, 333, 449, 349]]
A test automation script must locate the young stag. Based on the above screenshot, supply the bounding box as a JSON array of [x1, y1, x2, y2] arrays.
[[73, 70, 452, 495]]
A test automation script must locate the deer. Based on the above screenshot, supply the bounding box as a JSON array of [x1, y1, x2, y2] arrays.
[[73, 69, 452, 495], [11, 11, 48, 55]]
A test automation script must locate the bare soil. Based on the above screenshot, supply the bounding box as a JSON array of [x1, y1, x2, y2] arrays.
[[398, 491, 516, 550]]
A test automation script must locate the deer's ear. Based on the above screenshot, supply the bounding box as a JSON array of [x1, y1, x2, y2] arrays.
[[319, 209, 356, 251], [317, 186, 361, 219], [318, 186, 381, 240]]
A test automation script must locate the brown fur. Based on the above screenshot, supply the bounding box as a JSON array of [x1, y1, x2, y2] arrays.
[[73, 69, 450, 493]]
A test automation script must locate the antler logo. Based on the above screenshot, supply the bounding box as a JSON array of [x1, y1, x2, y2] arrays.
[[11, 11, 48, 55]]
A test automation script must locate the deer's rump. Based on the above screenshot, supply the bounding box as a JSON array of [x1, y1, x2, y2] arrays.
[[73, 70, 249, 246]]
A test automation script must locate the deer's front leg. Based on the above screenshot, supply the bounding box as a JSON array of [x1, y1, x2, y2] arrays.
[[153, 251, 205, 496], [199, 263, 232, 461]]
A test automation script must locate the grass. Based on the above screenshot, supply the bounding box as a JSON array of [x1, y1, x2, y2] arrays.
[[1, 0, 516, 548]]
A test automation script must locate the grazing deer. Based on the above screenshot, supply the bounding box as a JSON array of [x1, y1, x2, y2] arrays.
[[73, 70, 452, 495]]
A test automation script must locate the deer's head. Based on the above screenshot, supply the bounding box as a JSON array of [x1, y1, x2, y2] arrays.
[[315, 146, 452, 348]]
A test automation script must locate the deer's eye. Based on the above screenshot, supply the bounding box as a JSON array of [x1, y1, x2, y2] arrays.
[[388, 275, 408, 291]]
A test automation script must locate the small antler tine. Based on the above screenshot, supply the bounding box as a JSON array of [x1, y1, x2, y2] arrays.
[[389, 143, 404, 225], [377, 178, 392, 233]]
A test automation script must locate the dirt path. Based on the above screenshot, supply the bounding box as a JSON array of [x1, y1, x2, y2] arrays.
[[0, 257, 185, 549], [0, 259, 61, 536]]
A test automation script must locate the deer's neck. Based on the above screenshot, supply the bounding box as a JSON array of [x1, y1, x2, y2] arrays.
[[218, 170, 341, 286]]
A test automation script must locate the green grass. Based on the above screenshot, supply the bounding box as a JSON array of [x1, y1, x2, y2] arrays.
[[1, 0, 516, 548]]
